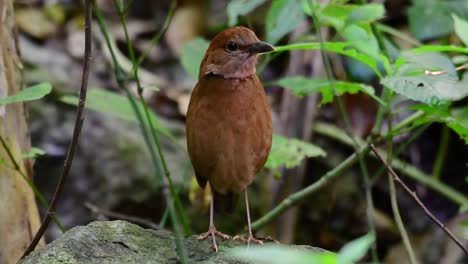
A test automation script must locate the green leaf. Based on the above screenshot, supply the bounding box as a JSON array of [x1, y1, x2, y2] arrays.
[[337, 232, 375, 264], [181, 38, 209, 79], [266, 0, 305, 45], [230, 245, 337, 264], [347, 3, 385, 24], [0, 158, 5, 165], [448, 107, 468, 144], [319, 4, 359, 30], [272, 76, 384, 105], [273, 42, 380, 76], [453, 14, 468, 47], [265, 134, 326, 170], [60, 89, 175, 141], [408, 1, 453, 41], [413, 105, 468, 144], [409, 0, 468, 41], [341, 24, 379, 58], [21, 147, 46, 159], [382, 52, 468, 105], [0, 82, 52, 105], [460, 203, 468, 213], [227, 0, 267, 26], [397, 51, 457, 77], [381, 75, 465, 106]]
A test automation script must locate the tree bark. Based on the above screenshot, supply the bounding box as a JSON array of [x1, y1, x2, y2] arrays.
[[0, 0, 44, 263]]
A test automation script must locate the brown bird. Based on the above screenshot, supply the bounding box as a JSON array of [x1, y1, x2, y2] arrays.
[[186, 26, 274, 251]]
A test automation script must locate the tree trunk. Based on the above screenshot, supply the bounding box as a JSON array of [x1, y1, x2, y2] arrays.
[[0, 0, 44, 263]]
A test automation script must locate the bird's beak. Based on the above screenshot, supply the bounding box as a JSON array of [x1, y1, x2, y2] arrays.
[[248, 41, 275, 54]]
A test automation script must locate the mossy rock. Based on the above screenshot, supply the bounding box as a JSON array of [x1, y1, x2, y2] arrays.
[[21, 220, 324, 263]]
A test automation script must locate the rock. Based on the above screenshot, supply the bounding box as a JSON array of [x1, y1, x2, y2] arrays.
[[20, 220, 324, 264]]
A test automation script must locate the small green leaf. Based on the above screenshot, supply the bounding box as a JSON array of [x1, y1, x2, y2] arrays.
[[265, 134, 326, 170], [0, 82, 52, 105], [60, 89, 175, 141], [453, 14, 468, 47], [301, 0, 314, 16], [347, 3, 385, 24], [319, 4, 359, 30], [272, 76, 384, 105], [341, 24, 379, 58], [230, 245, 337, 264], [266, 0, 305, 45], [181, 38, 209, 79], [21, 147, 46, 159], [0, 158, 5, 165], [227, 0, 267, 26], [337, 232, 375, 264], [452, 54, 468, 64], [413, 105, 468, 144]]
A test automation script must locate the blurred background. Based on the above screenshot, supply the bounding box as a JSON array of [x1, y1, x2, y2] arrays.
[[9, 0, 468, 263]]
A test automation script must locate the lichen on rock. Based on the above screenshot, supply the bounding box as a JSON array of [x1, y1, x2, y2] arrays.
[[21, 220, 325, 264]]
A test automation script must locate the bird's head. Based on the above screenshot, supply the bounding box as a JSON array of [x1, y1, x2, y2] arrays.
[[199, 26, 274, 79]]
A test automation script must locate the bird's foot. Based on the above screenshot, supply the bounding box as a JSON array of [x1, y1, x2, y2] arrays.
[[198, 226, 230, 252], [233, 234, 264, 246]]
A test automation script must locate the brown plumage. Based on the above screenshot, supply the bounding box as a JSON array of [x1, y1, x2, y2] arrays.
[[186, 26, 274, 251]]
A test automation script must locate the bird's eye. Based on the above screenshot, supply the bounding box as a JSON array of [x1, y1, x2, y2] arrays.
[[226, 41, 238, 52]]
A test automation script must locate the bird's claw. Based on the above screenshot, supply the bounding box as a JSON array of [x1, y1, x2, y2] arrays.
[[233, 234, 264, 245], [198, 226, 230, 252]]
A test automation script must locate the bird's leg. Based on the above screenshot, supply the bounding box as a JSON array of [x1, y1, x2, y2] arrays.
[[198, 191, 230, 252], [233, 190, 264, 245]]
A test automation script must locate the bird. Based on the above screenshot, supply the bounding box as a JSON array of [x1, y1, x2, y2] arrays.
[[186, 26, 274, 252]]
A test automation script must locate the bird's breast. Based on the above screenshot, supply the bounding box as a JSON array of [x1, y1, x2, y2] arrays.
[[186, 75, 272, 194]]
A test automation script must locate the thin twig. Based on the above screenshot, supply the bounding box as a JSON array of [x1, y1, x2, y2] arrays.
[[314, 122, 468, 206], [369, 144, 468, 256], [20, 0, 92, 258], [84, 202, 160, 230]]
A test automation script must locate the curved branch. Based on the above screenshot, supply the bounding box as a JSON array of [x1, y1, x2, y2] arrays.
[[21, 0, 92, 259]]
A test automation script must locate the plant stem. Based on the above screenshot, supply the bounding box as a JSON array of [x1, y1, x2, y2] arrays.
[[372, 124, 430, 185], [252, 147, 366, 231], [95, 2, 188, 262], [370, 144, 468, 256], [376, 24, 422, 47], [432, 125, 450, 180], [112, 0, 191, 236], [387, 111, 418, 264], [135, 0, 177, 68], [314, 122, 468, 206], [309, 3, 378, 260]]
